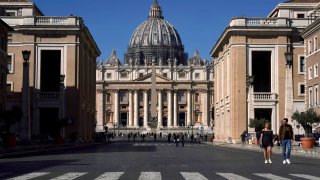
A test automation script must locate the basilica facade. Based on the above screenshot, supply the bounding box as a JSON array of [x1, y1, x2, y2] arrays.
[[96, 0, 214, 133]]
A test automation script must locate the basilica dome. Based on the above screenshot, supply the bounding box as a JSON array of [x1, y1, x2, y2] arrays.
[[125, 0, 187, 66]]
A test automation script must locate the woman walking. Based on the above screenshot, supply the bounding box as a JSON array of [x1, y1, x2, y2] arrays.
[[260, 121, 273, 164]]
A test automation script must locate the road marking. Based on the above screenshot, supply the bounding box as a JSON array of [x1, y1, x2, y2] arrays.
[[180, 172, 208, 180], [50, 172, 87, 180], [254, 173, 291, 180], [138, 172, 161, 180], [290, 174, 320, 180], [216, 173, 250, 180], [95, 172, 124, 180], [7, 172, 50, 180]]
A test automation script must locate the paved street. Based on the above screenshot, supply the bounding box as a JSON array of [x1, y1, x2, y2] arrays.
[[0, 140, 319, 180]]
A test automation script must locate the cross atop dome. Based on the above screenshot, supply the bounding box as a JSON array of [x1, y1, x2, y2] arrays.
[[149, 0, 163, 19]]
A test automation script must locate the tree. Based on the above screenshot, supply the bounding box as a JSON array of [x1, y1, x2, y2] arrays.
[[249, 118, 266, 132], [0, 105, 23, 134], [292, 108, 320, 136]]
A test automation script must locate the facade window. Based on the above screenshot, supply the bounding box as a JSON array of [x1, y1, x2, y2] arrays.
[[195, 93, 200, 102], [315, 85, 319, 107], [139, 73, 143, 78], [297, 14, 305, 18], [309, 87, 313, 108], [315, 37, 318, 52], [6, 83, 12, 92], [120, 72, 128, 78], [308, 67, 313, 80], [7, 54, 14, 73], [163, 73, 167, 78], [178, 72, 186, 78], [106, 93, 111, 102], [298, 83, 305, 96], [298, 55, 305, 74], [309, 40, 312, 54], [106, 73, 112, 79], [195, 73, 200, 79], [315, 64, 318, 78]]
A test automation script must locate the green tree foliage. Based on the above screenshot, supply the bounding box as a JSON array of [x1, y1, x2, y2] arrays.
[[292, 108, 320, 135]]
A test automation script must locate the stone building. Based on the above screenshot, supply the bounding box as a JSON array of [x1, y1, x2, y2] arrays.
[[302, 4, 320, 133], [96, 0, 214, 133], [211, 0, 320, 143], [0, 17, 12, 113], [0, 0, 100, 142]]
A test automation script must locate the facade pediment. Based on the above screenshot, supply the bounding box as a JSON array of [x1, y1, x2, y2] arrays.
[[133, 73, 173, 82]]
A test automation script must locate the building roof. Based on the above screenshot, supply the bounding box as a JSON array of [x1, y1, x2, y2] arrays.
[[284, 0, 320, 3]]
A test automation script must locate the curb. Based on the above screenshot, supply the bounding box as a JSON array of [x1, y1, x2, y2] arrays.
[[206, 142, 320, 159]]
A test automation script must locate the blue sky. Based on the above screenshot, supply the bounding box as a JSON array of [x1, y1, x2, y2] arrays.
[[32, 0, 285, 62]]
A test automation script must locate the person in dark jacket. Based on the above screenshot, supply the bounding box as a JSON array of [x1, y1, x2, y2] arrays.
[[278, 118, 294, 164]]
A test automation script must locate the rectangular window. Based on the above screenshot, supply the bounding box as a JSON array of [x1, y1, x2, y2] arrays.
[[139, 73, 143, 78], [299, 84, 305, 96], [178, 72, 186, 78], [298, 56, 305, 74], [7, 54, 13, 73], [163, 73, 167, 78], [120, 72, 128, 78], [315, 85, 319, 107], [309, 67, 313, 80], [315, 64, 318, 78], [315, 37, 318, 51], [6, 83, 12, 92], [106, 73, 112, 79], [195, 73, 200, 79], [297, 14, 305, 18], [309, 40, 312, 54], [309, 87, 313, 108]]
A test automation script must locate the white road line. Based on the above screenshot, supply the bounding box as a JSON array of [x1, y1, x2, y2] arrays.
[[50, 172, 87, 180], [7, 172, 50, 180], [254, 173, 291, 180], [216, 173, 250, 180], [290, 174, 320, 180], [180, 172, 208, 180], [95, 172, 124, 180], [138, 172, 161, 180]]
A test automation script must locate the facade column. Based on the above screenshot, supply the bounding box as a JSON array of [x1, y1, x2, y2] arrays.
[[201, 90, 208, 126], [158, 90, 163, 128], [144, 90, 149, 128], [21, 58, 30, 141], [134, 90, 139, 127], [114, 90, 119, 126], [167, 90, 173, 127], [173, 90, 178, 127], [187, 90, 192, 126], [96, 88, 104, 132], [129, 90, 133, 127]]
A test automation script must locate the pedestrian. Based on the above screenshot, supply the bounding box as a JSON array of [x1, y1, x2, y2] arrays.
[[279, 118, 294, 164], [168, 133, 171, 143], [260, 121, 273, 164], [205, 134, 208, 142], [176, 134, 180, 147], [181, 133, 185, 147], [191, 134, 194, 143], [154, 133, 157, 141], [241, 131, 247, 146]]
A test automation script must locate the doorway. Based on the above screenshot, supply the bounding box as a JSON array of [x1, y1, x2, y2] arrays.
[[120, 113, 128, 127], [179, 113, 186, 126], [39, 108, 59, 138]]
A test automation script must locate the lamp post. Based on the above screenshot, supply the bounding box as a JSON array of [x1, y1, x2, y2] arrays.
[[246, 74, 254, 133], [285, 52, 293, 66], [21, 50, 31, 141], [59, 74, 65, 138], [190, 124, 194, 136]]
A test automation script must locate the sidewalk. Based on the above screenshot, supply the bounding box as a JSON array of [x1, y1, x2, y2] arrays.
[[0, 142, 99, 158], [207, 141, 320, 159]]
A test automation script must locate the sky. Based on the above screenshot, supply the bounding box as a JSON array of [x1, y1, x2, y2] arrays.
[[32, 0, 285, 62]]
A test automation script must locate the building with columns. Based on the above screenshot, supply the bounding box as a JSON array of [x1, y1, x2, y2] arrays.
[[211, 0, 320, 143], [96, 0, 214, 133], [0, 0, 100, 142]]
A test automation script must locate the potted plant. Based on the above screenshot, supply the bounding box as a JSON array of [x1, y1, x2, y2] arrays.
[[0, 106, 23, 147], [249, 118, 266, 145], [292, 108, 320, 149]]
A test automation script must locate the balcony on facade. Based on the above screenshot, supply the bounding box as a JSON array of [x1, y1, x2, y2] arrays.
[[254, 92, 278, 102], [0, 16, 83, 27], [34, 91, 60, 106], [229, 17, 311, 28]]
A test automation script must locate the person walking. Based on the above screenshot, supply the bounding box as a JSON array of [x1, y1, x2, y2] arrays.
[[279, 118, 294, 164], [260, 121, 273, 164], [168, 133, 171, 143], [181, 133, 185, 147]]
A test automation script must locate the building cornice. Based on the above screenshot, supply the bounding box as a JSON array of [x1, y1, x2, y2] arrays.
[[301, 18, 320, 38]]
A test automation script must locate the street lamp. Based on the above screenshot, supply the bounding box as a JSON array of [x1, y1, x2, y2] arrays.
[[285, 51, 293, 66], [59, 74, 65, 138], [246, 74, 254, 133], [21, 50, 31, 141]]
